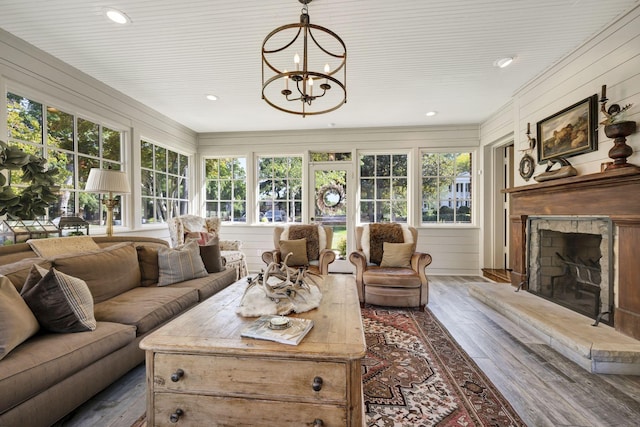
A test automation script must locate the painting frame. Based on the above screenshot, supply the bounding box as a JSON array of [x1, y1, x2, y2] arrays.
[[536, 94, 598, 164]]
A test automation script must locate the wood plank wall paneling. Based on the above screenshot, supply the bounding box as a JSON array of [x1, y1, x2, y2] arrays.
[[214, 225, 480, 276], [480, 6, 640, 187]]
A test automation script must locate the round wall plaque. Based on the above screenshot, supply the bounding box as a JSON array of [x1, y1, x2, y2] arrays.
[[519, 153, 535, 181]]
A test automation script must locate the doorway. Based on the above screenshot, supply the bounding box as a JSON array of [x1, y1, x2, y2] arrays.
[[309, 163, 354, 273]]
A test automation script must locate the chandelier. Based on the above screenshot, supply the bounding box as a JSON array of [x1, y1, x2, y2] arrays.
[[262, 0, 347, 117]]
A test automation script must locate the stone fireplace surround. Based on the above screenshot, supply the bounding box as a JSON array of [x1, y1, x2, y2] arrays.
[[504, 168, 640, 341]]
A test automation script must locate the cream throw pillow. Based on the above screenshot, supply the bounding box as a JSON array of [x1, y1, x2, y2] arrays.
[[380, 242, 414, 268], [279, 238, 309, 266], [27, 236, 100, 258], [0, 275, 40, 360]]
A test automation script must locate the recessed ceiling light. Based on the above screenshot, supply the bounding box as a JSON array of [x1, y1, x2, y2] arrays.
[[206, 94, 219, 101], [328, 122, 336, 128], [105, 9, 131, 24], [494, 57, 514, 68], [425, 111, 437, 117]]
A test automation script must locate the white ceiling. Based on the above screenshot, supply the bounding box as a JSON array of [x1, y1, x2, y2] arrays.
[[1, 0, 638, 133]]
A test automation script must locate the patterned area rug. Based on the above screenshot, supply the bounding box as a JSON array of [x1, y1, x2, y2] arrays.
[[132, 306, 524, 427], [362, 306, 525, 426]]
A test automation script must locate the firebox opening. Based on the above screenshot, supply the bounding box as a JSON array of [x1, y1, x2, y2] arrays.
[[527, 217, 613, 326]]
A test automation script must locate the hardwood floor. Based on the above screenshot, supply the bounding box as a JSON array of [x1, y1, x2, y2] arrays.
[[57, 276, 640, 427]]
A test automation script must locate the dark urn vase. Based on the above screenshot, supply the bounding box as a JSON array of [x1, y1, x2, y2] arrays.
[[604, 121, 637, 170]]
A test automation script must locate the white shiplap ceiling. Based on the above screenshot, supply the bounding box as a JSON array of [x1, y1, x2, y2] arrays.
[[1, 0, 638, 133]]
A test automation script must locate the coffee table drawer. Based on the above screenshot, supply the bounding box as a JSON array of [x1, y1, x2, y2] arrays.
[[153, 392, 347, 426], [154, 353, 347, 402]]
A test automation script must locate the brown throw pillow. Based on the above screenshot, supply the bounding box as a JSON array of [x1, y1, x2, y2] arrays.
[[369, 223, 404, 264], [279, 238, 309, 266], [157, 240, 208, 286], [0, 257, 51, 292], [0, 275, 40, 360], [199, 239, 224, 273], [288, 225, 320, 260], [380, 242, 414, 268], [137, 246, 160, 286], [21, 265, 97, 333]]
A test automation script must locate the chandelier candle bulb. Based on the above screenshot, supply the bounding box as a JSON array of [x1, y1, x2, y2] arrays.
[[309, 77, 313, 96], [284, 70, 288, 90], [294, 53, 300, 71]]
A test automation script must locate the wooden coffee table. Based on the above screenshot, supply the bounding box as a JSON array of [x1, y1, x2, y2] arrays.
[[140, 274, 366, 426]]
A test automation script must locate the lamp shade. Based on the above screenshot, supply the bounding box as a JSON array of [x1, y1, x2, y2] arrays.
[[85, 168, 131, 194]]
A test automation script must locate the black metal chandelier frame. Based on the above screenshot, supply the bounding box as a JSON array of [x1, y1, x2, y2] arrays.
[[262, 0, 347, 117]]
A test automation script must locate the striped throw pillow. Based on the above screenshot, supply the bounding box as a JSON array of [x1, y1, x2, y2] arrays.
[[21, 265, 96, 333], [157, 240, 208, 286]]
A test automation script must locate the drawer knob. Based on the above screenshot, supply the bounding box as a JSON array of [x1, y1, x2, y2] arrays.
[[171, 369, 184, 382], [169, 408, 184, 423], [313, 419, 324, 426], [312, 376, 323, 392]]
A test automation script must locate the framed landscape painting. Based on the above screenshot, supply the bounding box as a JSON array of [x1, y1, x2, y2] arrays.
[[536, 94, 598, 163]]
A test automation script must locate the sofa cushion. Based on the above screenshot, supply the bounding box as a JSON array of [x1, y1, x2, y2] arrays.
[[93, 286, 198, 335], [0, 257, 51, 292], [21, 265, 97, 333], [170, 268, 237, 300], [0, 321, 135, 414], [199, 239, 224, 273], [27, 235, 100, 258], [0, 276, 40, 361], [52, 243, 141, 303], [363, 267, 422, 288], [157, 240, 208, 286], [137, 245, 160, 286], [380, 242, 413, 268]]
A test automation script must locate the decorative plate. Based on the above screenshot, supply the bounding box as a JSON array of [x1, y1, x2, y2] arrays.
[[519, 153, 535, 181]]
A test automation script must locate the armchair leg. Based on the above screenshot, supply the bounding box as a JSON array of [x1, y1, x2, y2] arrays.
[[419, 304, 426, 312]]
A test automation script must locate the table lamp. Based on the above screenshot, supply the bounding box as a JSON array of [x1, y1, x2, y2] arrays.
[[85, 167, 131, 236]]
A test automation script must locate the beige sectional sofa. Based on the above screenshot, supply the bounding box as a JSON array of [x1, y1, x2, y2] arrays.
[[0, 235, 237, 427]]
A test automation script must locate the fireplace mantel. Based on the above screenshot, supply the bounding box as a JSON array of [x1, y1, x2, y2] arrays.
[[504, 167, 640, 340]]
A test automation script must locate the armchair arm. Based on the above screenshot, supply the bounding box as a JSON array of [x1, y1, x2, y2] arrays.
[[410, 252, 433, 286], [318, 249, 336, 275], [348, 250, 368, 303]]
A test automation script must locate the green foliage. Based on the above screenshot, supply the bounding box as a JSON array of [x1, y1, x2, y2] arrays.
[[0, 139, 60, 219], [336, 236, 347, 257]]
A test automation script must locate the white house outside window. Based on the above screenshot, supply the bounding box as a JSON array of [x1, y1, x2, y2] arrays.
[[421, 152, 472, 224]]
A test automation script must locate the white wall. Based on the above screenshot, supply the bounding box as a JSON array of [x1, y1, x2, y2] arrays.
[[0, 29, 197, 240], [481, 5, 640, 186], [198, 126, 482, 275]]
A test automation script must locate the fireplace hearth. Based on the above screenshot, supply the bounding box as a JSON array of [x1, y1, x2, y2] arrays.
[[504, 168, 640, 340], [527, 217, 612, 324]]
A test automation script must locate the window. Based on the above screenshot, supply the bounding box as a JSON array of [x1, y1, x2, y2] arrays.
[[421, 152, 472, 224], [359, 153, 408, 223], [257, 156, 302, 223], [6, 92, 125, 225], [140, 140, 189, 224], [204, 157, 247, 222]]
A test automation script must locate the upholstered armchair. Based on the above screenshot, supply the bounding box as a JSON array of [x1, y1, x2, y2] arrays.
[[349, 223, 432, 309], [168, 215, 248, 279], [261, 224, 336, 275]]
